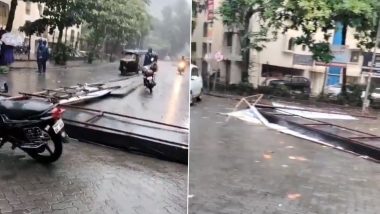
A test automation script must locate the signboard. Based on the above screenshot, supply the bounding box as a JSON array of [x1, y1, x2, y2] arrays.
[[315, 45, 350, 67], [215, 51, 223, 62], [207, 0, 214, 21], [293, 54, 313, 66]]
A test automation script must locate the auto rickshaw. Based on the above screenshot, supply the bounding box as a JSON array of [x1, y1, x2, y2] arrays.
[[119, 50, 141, 75]]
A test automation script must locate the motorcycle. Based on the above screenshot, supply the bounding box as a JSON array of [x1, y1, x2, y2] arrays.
[[0, 83, 67, 163], [178, 61, 186, 75], [143, 58, 157, 94]]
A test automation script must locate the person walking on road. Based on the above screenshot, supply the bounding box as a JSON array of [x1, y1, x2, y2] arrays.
[[37, 40, 49, 73]]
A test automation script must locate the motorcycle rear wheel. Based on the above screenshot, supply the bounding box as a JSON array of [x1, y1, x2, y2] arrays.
[[24, 131, 63, 164]]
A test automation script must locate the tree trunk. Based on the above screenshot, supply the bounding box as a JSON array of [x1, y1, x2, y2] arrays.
[[341, 23, 348, 94], [241, 14, 252, 83], [64, 28, 68, 44], [58, 29, 64, 45], [28, 35, 31, 60], [5, 0, 18, 32]]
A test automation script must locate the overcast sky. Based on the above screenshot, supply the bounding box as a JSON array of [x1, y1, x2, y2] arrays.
[[148, 0, 191, 19]]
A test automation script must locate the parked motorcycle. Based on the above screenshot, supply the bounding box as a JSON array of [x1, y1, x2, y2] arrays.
[[0, 88, 67, 163], [143, 58, 157, 94]]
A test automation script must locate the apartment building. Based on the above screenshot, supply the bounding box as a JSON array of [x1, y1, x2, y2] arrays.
[[249, 15, 371, 95], [192, 0, 243, 86], [192, 0, 380, 95], [0, 0, 81, 55]]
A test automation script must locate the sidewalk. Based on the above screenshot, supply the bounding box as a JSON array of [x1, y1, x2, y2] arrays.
[[9, 60, 103, 70]]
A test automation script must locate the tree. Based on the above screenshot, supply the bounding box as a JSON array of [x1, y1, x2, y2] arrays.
[[19, 20, 46, 60], [219, 0, 380, 92], [145, 0, 191, 57], [277, 0, 380, 94], [82, 0, 151, 62], [219, 0, 283, 82], [6, 0, 45, 32]]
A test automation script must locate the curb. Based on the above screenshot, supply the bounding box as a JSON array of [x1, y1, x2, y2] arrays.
[[205, 92, 243, 100]]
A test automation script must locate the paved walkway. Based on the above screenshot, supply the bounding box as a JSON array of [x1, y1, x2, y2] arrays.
[[9, 60, 99, 70], [189, 95, 380, 214]]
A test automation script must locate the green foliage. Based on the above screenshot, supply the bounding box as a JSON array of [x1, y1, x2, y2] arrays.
[[82, 0, 151, 62], [19, 20, 47, 36], [54, 43, 74, 65], [218, 0, 380, 64], [144, 0, 191, 56]]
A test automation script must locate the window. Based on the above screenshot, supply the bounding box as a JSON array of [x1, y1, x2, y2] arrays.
[[288, 38, 296, 51], [203, 23, 208, 37], [350, 50, 360, 63], [302, 45, 306, 51], [70, 29, 75, 43], [202, 43, 207, 56], [191, 42, 197, 52], [0, 4, 7, 26], [26, 1, 31, 15], [191, 67, 199, 77], [226, 33, 233, 47], [38, 4, 43, 16], [208, 43, 212, 53]]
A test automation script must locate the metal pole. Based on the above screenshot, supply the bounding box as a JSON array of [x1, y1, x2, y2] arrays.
[[363, 19, 380, 112]]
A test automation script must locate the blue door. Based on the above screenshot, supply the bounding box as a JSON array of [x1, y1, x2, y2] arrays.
[[326, 22, 343, 86]]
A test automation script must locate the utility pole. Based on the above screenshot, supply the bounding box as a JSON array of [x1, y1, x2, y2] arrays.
[[363, 19, 380, 113]]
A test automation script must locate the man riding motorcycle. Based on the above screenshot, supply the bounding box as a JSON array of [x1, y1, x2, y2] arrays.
[[142, 48, 158, 93], [178, 56, 187, 74]]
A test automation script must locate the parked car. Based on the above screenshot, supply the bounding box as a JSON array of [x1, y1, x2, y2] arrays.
[[324, 84, 354, 98], [190, 64, 203, 105], [325, 84, 343, 96], [269, 75, 311, 94], [361, 88, 380, 103]]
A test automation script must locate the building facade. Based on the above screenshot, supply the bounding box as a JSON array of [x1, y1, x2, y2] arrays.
[[0, 0, 81, 56], [192, 0, 243, 87], [192, 0, 380, 95]]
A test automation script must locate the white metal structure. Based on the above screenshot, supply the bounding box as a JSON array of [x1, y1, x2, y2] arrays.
[[190, 64, 203, 105]]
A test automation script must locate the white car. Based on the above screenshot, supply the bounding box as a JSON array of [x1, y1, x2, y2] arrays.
[[190, 64, 203, 105], [324, 84, 342, 96], [361, 88, 380, 103]]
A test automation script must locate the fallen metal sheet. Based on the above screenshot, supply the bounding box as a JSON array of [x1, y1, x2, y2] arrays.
[[257, 108, 380, 162], [62, 106, 188, 164], [271, 102, 357, 120], [223, 96, 380, 162]]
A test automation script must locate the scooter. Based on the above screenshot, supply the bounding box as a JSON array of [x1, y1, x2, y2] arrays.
[[0, 82, 67, 163], [178, 61, 186, 75], [143, 58, 157, 94]]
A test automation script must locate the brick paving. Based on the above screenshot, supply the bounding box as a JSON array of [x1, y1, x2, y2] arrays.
[[189, 95, 380, 214], [0, 139, 187, 214]]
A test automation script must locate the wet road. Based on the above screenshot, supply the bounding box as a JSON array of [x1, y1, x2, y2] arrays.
[[0, 62, 123, 96], [82, 61, 190, 129], [189, 95, 380, 214], [0, 62, 188, 213], [0, 139, 186, 214]]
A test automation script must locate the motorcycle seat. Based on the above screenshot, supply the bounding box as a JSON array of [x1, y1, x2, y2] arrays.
[[0, 99, 54, 120]]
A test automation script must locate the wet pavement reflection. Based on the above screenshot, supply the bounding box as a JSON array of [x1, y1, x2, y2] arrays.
[[0, 140, 186, 213], [0, 61, 188, 213]]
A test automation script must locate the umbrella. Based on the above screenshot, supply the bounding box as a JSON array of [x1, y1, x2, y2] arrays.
[[1, 32, 24, 47]]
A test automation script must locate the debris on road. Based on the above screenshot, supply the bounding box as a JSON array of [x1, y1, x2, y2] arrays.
[[223, 95, 380, 162]]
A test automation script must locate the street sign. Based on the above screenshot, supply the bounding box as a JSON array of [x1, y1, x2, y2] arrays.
[[315, 45, 350, 67], [293, 54, 313, 66], [214, 51, 223, 62]]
